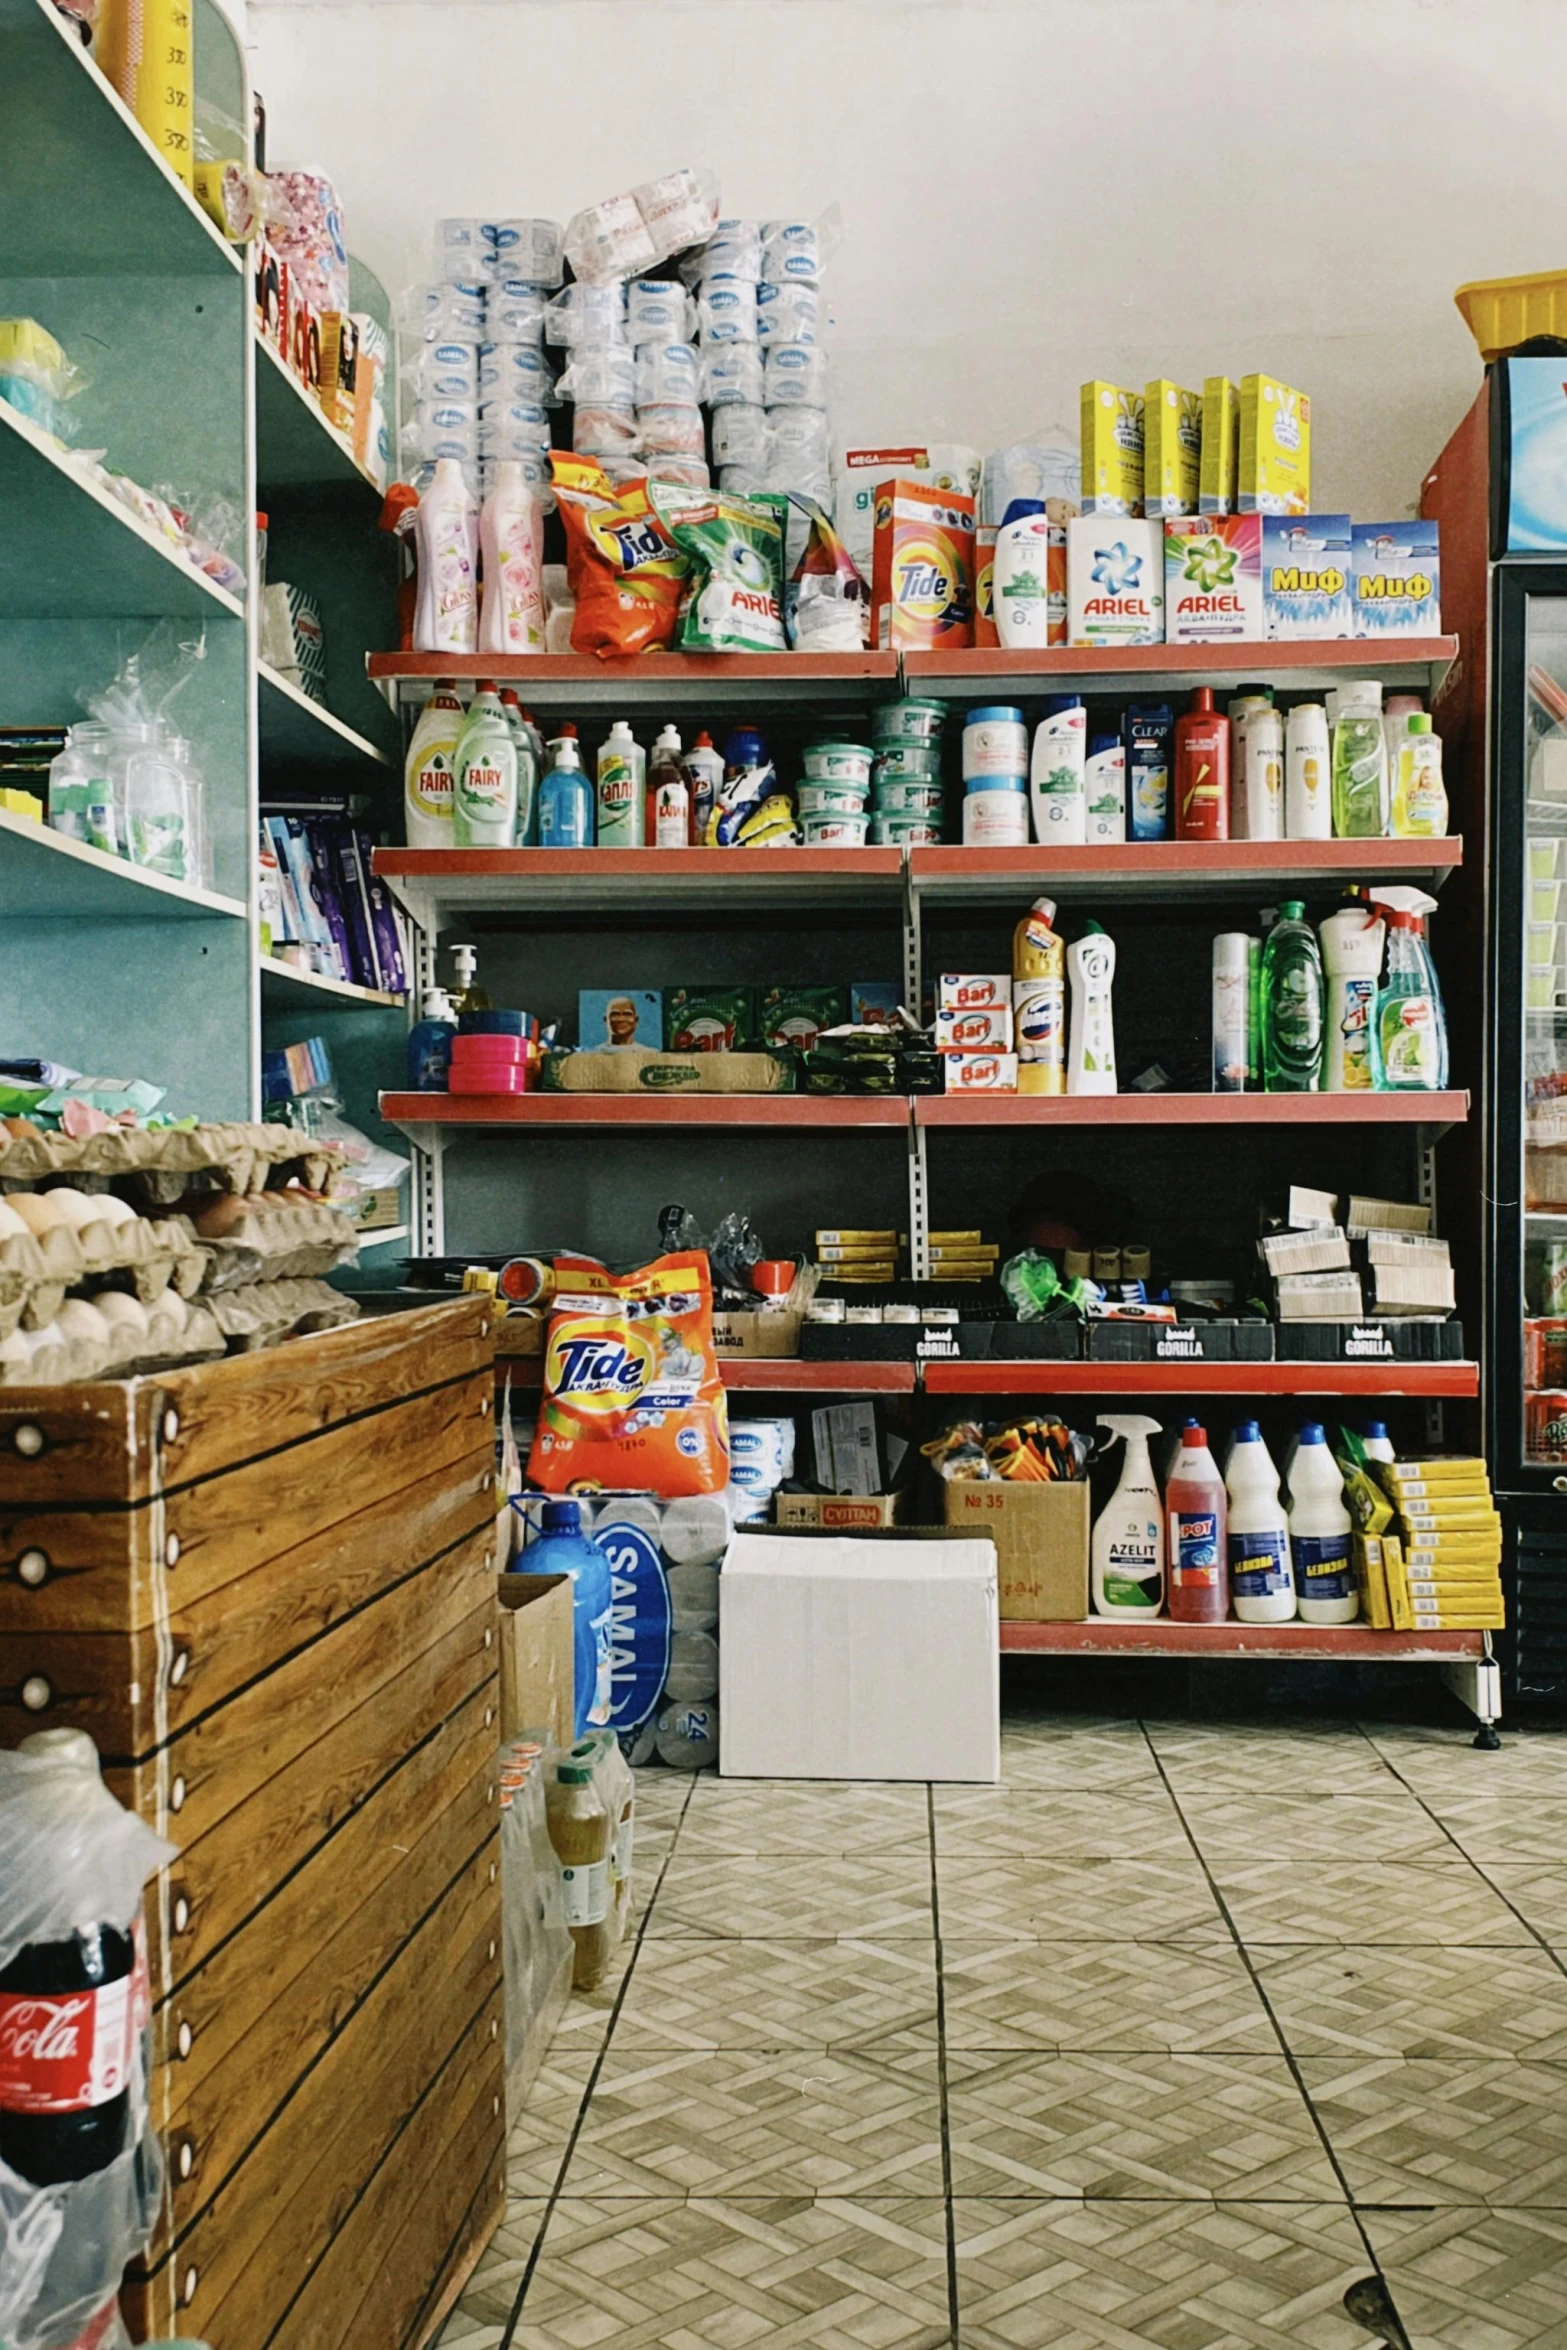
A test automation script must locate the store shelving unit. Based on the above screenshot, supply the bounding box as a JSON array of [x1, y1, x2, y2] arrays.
[[902, 638, 1459, 702], [924, 1359, 1478, 1398]]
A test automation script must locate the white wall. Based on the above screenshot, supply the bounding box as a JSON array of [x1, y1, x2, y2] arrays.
[[248, 0, 1562, 515]]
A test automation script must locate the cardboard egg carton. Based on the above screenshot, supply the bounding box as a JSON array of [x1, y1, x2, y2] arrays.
[[206, 1277, 361, 1351], [0, 1209, 208, 1327], [181, 1199, 360, 1290], [0, 1294, 228, 1386], [0, 1120, 346, 1198]]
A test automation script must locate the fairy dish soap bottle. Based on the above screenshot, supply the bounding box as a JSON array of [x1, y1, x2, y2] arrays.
[[1261, 899, 1324, 1090], [452, 680, 518, 847], [1091, 1414, 1165, 1617]]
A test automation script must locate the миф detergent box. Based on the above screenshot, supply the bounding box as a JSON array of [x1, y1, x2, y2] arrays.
[[871, 478, 976, 650], [1263, 515, 1353, 639], [1352, 521, 1441, 638], [1067, 516, 1164, 646]]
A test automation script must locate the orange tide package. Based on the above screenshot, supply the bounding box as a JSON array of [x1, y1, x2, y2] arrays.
[[527, 1250, 730, 1495], [870, 477, 976, 651], [550, 453, 688, 657]]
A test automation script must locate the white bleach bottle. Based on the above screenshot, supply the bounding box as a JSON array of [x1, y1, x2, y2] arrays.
[[1092, 1414, 1165, 1617], [1031, 696, 1087, 845], [1226, 1421, 1296, 1624], [1067, 920, 1116, 1094], [1288, 1423, 1359, 1624]]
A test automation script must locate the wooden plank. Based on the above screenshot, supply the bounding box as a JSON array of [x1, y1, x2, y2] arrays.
[[0, 1444, 493, 1748], [407, 2155, 507, 2350], [1, 1372, 492, 1639], [0, 1296, 493, 1507]]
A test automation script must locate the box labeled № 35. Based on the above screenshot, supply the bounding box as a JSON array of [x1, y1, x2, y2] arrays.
[[1163, 516, 1263, 642], [1067, 516, 1164, 647]]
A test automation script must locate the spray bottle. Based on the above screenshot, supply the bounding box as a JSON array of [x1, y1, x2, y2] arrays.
[[1013, 896, 1066, 1095], [1368, 886, 1446, 1089], [1092, 1415, 1165, 1617], [1318, 901, 1386, 1092], [1067, 920, 1117, 1095]]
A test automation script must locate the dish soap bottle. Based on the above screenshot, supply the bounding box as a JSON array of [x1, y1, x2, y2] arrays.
[[498, 688, 540, 846], [1226, 1421, 1296, 1624], [1288, 1423, 1358, 1625], [403, 680, 464, 849], [1067, 920, 1117, 1095], [1092, 1414, 1165, 1617], [407, 987, 457, 1091], [1261, 899, 1324, 1090], [1368, 885, 1444, 1089], [1014, 896, 1066, 1096], [1330, 680, 1389, 837], [1165, 1419, 1228, 1624], [539, 725, 594, 848], [597, 720, 646, 848], [1391, 715, 1447, 836], [452, 681, 518, 847]]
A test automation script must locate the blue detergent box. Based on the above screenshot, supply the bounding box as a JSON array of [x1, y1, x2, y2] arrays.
[[578, 989, 662, 1051], [1352, 521, 1441, 637], [1262, 515, 1353, 639]]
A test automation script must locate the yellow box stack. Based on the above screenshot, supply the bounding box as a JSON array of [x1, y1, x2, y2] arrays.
[[1378, 1456, 1504, 1630]]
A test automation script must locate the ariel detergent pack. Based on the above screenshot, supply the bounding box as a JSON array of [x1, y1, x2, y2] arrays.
[[1163, 516, 1263, 643], [1263, 515, 1354, 638], [1067, 517, 1163, 647]]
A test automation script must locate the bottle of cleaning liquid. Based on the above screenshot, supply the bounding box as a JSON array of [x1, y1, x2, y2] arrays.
[[449, 941, 491, 1013], [452, 681, 517, 847], [1391, 716, 1448, 836], [1124, 703, 1172, 841], [1318, 902, 1386, 1092], [1362, 1421, 1396, 1465], [1014, 896, 1066, 1096], [407, 987, 457, 1090], [1173, 687, 1229, 839], [403, 680, 464, 848], [647, 722, 689, 846], [412, 458, 479, 654], [1085, 733, 1127, 844], [1367, 886, 1444, 1089], [477, 459, 546, 654], [1092, 1414, 1165, 1617], [992, 499, 1054, 647], [1212, 932, 1252, 1091], [517, 1499, 615, 1738], [1383, 691, 1424, 774], [1067, 920, 1116, 1095], [1226, 1422, 1296, 1624], [1288, 1424, 1358, 1625], [1330, 680, 1389, 838], [498, 688, 540, 845], [597, 720, 645, 848], [539, 726, 594, 848], [1030, 696, 1087, 844], [1261, 898, 1324, 1090], [1165, 1420, 1228, 1624], [684, 730, 724, 844], [1285, 702, 1331, 840], [1240, 704, 1284, 842]]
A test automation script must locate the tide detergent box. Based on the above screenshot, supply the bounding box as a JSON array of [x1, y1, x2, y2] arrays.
[[1199, 377, 1239, 514], [1080, 382, 1144, 515], [1263, 515, 1354, 639], [1164, 516, 1263, 642], [871, 478, 975, 650], [1353, 522, 1442, 637], [1238, 374, 1311, 514], [1068, 516, 1164, 646], [1144, 381, 1202, 517]]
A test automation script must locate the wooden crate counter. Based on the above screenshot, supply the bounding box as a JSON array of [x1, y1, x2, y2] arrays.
[[0, 1294, 503, 2349]]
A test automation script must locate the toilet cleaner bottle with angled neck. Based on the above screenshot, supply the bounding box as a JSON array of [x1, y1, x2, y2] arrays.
[[1092, 1414, 1165, 1617], [1013, 896, 1066, 1096]]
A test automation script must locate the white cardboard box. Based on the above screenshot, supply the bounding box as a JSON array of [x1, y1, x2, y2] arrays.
[[719, 1531, 1000, 1782]]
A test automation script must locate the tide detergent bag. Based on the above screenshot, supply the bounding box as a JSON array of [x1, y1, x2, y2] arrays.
[[528, 1250, 730, 1496]]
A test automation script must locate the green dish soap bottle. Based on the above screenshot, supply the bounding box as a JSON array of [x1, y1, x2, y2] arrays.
[[1261, 898, 1324, 1090]]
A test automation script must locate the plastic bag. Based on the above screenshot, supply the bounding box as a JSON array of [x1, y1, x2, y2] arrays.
[[0, 318, 86, 442], [551, 453, 688, 657], [645, 482, 785, 654], [564, 168, 720, 289], [786, 494, 869, 651], [527, 1250, 729, 1497], [265, 168, 350, 314]]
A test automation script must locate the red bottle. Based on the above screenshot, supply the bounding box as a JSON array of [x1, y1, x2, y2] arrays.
[[1165, 1419, 1230, 1623], [1174, 687, 1230, 839]]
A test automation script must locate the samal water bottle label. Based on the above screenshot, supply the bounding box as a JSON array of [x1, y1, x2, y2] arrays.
[[1229, 1528, 1291, 1598], [594, 1518, 673, 1734], [1294, 1532, 1354, 1600], [1171, 1510, 1221, 1587]]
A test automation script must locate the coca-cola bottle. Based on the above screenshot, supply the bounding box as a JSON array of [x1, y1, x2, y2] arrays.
[[0, 1731, 137, 2188]]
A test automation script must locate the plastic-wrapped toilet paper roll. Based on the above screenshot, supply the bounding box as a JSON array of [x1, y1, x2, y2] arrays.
[[486, 217, 564, 287], [627, 1715, 661, 1768], [755, 282, 820, 344], [416, 341, 479, 399], [718, 463, 768, 498], [634, 342, 701, 407], [711, 404, 769, 466], [665, 1559, 719, 1632], [637, 402, 706, 458], [766, 407, 830, 467], [627, 278, 696, 344], [416, 282, 488, 337], [438, 218, 495, 283], [572, 403, 641, 458], [664, 1628, 720, 1705], [702, 347, 765, 407], [645, 455, 710, 489], [556, 347, 635, 407], [655, 1697, 718, 1770], [697, 218, 762, 282], [486, 281, 548, 341], [661, 1493, 732, 1565], [764, 342, 830, 408], [477, 400, 551, 453], [697, 281, 758, 346], [762, 219, 823, 283], [588, 1493, 664, 1541], [545, 283, 628, 349], [728, 1486, 773, 1523], [729, 1419, 790, 1481]]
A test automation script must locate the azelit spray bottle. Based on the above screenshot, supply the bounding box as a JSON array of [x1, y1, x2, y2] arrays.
[[1092, 1415, 1165, 1617]]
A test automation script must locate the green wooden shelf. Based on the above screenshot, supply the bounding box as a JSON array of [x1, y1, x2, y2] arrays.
[[255, 338, 382, 496], [258, 661, 391, 772], [259, 953, 402, 1010], [0, 808, 247, 922]]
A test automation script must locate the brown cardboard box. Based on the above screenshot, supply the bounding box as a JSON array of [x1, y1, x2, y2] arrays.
[[942, 1482, 1089, 1620], [712, 1309, 803, 1358], [775, 1493, 902, 1530], [496, 1572, 574, 1744]]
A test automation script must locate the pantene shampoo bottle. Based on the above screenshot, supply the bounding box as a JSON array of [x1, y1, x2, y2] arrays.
[[1014, 896, 1066, 1095], [1285, 702, 1331, 839], [1092, 1414, 1165, 1617], [1067, 920, 1117, 1095], [403, 681, 463, 848]]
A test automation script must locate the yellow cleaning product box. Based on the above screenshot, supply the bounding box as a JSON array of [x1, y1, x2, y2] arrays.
[[1238, 374, 1311, 514], [1397, 1498, 1502, 1527], [1143, 382, 1201, 517], [1353, 1532, 1394, 1628], [1080, 382, 1145, 516], [1383, 1458, 1492, 1491], [1199, 378, 1239, 515]]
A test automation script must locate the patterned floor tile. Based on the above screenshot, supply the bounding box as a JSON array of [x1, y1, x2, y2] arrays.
[[1362, 2204, 1567, 2349], [683, 1779, 931, 1855], [946, 2050, 1340, 2201], [986, 1726, 1168, 1794], [509, 2197, 953, 2350], [951, 2198, 1370, 2350], [932, 1787, 1192, 1859], [1256, 1944, 1567, 2062], [630, 1768, 699, 1823], [1485, 1865, 1567, 1945], [1406, 1792, 1567, 1869], [606, 1936, 939, 2050], [1179, 1790, 1462, 1867], [507, 2052, 598, 2195], [937, 1854, 1226, 1943], [1149, 1723, 1402, 1794], [434, 2203, 549, 2344], [648, 1851, 935, 1941], [1211, 1859, 1533, 1946], [1301, 2056, 1567, 2206], [940, 1937, 1275, 2055], [537, 2042, 945, 2200]]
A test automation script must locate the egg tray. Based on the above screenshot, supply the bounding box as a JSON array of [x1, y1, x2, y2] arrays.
[[0, 1120, 346, 1198], [0, 1296, 227, 1386], [176, 1200, 361, 1291], [0, 1217, 208, 1334], [205, 1277, 361, 1351]]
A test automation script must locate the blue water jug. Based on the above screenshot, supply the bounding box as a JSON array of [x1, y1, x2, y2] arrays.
[[516, 1499, 613, 1738]]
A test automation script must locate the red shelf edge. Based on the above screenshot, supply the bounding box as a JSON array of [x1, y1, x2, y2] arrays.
[[915, 1091, 1469, 1128], [998, 1620, 1485, 1658], [372, 846, 904, 879], [379, 1091, 910, 1129], [925, 1359, 1478, 1397], [909, 839, 1463, 878], [366, 651, 898, 682]]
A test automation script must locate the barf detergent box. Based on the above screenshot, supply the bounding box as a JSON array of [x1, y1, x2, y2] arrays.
[[1238, 374, 1311, 514], [1263, 515, 1353, 639], [871, 478, 976, 650], [1143, 381, 1202, 516], [1080, 382, 1144, 515], [1068, 515, 1164, 646], [1164, 516, 1263, 642], [579, 989, 662, 1050], [1352, 522, 1441, 637], [1199, 377, 1239, 514]]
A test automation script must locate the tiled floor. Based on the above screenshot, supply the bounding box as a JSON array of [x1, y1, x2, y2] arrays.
[[438, 1713, 1567, 2349]]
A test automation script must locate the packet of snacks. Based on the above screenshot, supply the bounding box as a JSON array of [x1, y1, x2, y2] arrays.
[[527, 1251, 730, 1496]]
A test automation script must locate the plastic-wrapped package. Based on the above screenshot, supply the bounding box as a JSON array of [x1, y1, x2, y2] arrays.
[[488, 218, 564, 287], [696, 281, 758, 345], [701, 346, 765, 407], [645, 454, 710, 490], [627, 278, 695, 344], [0, 319, 85, 442], [755, 281, 820, 344], [635, 401, 705, 459], [414, 340, 479, 400], [687, 217, 762, 285], [498, 1746, 573, 2089], [766, 405, 830, 470], [487, 281, 549, 342], [718, 462, 767, 498], [764, 341, 829, 408], [551, 453, 687, 656], [711, 403, 769, 467], [528, 1250, 730, 1495], [572, 404, 640, 460], [544, 282, 628, 349], [411, 281, 488, 337], [554, 347, 635, 409], [436, 216, 491, 282], [268, 168, 350, 313], [477, 342, 556, 402], [633, 342, 701, 408], [646, 481, 786, 654], [761, 207, 843, 285], [477, 401, 551, 458], [786, 493, 870, 650], [564, 168, 720, 288]]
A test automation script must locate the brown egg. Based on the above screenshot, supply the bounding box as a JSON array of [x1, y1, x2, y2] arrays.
[[9, 1192, 68, 1236], [192, 1194, 253, 1240]]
